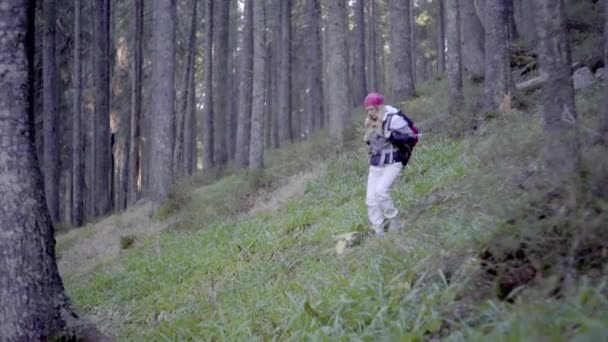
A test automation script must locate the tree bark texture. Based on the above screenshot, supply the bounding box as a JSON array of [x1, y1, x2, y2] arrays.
[[506, 0, 518, 41], [306, 0, 324, 134], [150, 0, 176, 206], [93, 0, 111, 216], [460, 0, 485, 79], [326, 0, 350, 146], [447, 0, 464, 113], [352, 0, 367, 105], [72, 0, 84, 226], [367, 0, 378, 92], [268, 0, 280, 149], [0, 3, 107, 340], [600, 0, 608, 142], [535, 0, 580, 176], [202, 0, 214, 171], [212, 0, 229, 166], [42, 0, 60, 223], [249, 0, 266, 170], [482, 0, 512, 112], [388, 0, 415, 101], [278, 0, 292, 144], [174, 0, 198, 178], [128, 0, 143, 205], [183, 1, 198, 176], [236, 0, 254, 168], [437, 0, 447, 74]]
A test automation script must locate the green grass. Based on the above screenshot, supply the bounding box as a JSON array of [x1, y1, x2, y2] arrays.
[[62, 80, 608, 340]]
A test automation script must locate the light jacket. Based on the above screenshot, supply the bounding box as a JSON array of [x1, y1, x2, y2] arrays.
[[366, 105, 414, 166]]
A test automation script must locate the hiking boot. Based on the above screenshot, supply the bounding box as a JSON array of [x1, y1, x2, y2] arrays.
[[371, 225, 385, 237], [388, 216, 401, 233]]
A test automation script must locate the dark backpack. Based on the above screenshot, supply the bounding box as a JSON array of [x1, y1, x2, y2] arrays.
[[386, 110, 419, 148], [385, 110, 419, 165]]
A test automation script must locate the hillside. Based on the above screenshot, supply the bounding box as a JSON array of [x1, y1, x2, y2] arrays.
[[56, 79, 608, 340]]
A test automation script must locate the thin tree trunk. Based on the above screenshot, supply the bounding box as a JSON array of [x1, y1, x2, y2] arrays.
[[236, 0, 254, 168], [277, 0, 292, 144], [389, 0, 415, 100], [410, 0, 417, 85], [461, 0, 485, 79], [43, 0, 60, 223], [202, 0, 214, 172], [93, 0, 111, 216], [306, 0, 324, 133], [367, 0, 378, 91], [269, 0, 280, 148], [535, 0, 579, 177], [183, 1, 199, 175], [437, 0, 446, 74], [447, 0, 464, 113], [128, 0, 143, 205], [506, 0, 518, 41], [212, 0, 229, 166], [264, 43, 273, 147], [249, 0, 267, 170], [150, 0, 176, 206], [352, 0, 367, 104], [174, 0, 198, 178], [482, 0, 512, 112], [326, 0, 350, 146], [72, 0, 84, 226], [599, 0, 608, 143], [0, 2, 107, 339]]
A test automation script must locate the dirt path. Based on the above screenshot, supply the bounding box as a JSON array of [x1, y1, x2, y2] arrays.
[[247, 164, 326, 214], [57, 202, 168, 275], [57, 165, 326, 275]]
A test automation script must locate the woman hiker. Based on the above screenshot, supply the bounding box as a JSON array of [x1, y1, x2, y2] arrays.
[[363, 93, 418, 236]]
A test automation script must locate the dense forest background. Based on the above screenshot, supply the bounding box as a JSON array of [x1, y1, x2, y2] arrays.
[[35, 0, 605, 227], [1, 0, 607, 340]]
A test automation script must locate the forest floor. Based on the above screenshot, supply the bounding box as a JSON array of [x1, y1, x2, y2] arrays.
[[56, 79, 608, 340]]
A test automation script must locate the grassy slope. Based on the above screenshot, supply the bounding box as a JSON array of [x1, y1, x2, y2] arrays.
[[60, 80, 608, 341]]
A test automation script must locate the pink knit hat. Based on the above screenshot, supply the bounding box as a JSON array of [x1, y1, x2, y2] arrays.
[[363, 92, 384, 107]]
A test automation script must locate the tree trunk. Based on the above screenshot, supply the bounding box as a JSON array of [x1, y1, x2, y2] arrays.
[[367, 0, 378, 91], [92, 0, 111, 216], [249, 0, 266, 170], [183, 1, 199, 175], [268, 0, 280, 149], [236, 0, 254, 168], [0, 2, 107, 339], [150, 0, 176, 206], [72, 0, 84, 226], [128, 0, 143, 205], [482, 0, 512, 112], [599, 0, 608, 143], [202, 0, 214, 172], [518, 0, 536, 46], [447, 0, 464, 113], [277, 0, 292, 144], [42, 0, 60, 223], [264, 43, 273, 147], [352, 0, 367, 105], [461, 0, 485, 79], [506, 0, 518, 41], [174, 0, 198, 179], [535, 0, 579, 176], [212, 0, 229, 166], [306, 0, 324, 134], [388, 0, 415, 100], [437, 0, 447, 74], [326, 0, 350, 146], [410, 0, 417, 85]]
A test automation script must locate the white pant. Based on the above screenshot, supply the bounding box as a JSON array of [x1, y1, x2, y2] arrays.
[[366, 163, 403, 229]]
